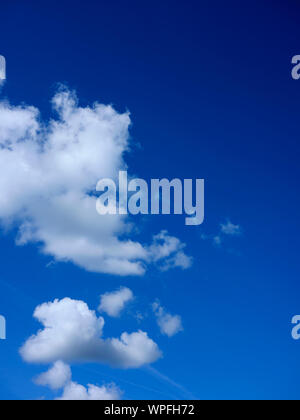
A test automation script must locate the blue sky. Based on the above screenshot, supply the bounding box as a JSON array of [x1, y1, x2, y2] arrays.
[[0, 0, 300, 400]]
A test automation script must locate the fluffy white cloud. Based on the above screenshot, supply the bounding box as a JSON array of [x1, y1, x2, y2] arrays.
[[0, 87, 191, 276], [20, 297, 162, 368], [152, 302, 183, 337], [35, 362, 122, 400], [57, 381, 121, 400], [99, 287, 134, 318], [35, 361, 71, 390]]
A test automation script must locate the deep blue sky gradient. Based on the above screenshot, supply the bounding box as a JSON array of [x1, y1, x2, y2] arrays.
[[0, 0, 300, 400]]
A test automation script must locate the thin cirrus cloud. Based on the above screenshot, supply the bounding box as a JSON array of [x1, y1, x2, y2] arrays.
[[0, 87, 192, 276], [99, 287, 134, 318], [20, 297, 162, 369], [36, 361, 122, 400], [152, 302, 183, 337]]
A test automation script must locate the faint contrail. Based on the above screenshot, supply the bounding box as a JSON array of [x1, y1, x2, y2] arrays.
[[145, 366, 196, 400], [77, 365, 176, 399]]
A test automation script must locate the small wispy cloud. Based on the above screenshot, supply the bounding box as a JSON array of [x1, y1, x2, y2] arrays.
[[220, 221, 242, 236], [148, 231, 193, 271], [202, 220, 242, 247], [152, 301, 183, 337], [98, 287, 134, 318]]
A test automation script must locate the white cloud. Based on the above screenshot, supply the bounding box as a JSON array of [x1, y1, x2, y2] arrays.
[[99, 287, 134, 318], [34, 361, 71, 390], [148, 231, 192, 271], [0, 87, 191, 276], [202, 220, 242, 247], [20, 297, 162, 368], [213, 236, 222, 246], [35, 362, 122, 400], [220, 221, 241, 236], [57, 381, 121, 400], [152, 302, 183, 337]]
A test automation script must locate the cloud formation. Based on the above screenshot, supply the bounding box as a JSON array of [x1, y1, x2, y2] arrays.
[[35, 362, 121, 400], [0, 87, 191, 276], [149, 231, 193, 271], [220, 221, 242, 236], [20, 297, 162, 368], [57, 381, 121, 401], [202, 220, 242, 247], [35, 361, 71, 390], [99, 287, 134, 318], [152, 302, 183, 337]]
